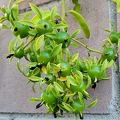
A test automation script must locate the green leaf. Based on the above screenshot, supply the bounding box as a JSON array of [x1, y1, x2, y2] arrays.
[[51, 6, 57, 20], [66, 76, 78, 86], [69, 10, 90, 38], [86, 75, 92, 89], [23, 11, 33, 20], [32, 83, 36, 93], [72, 0, 81, 12], [53, 23, 68, 29], [45, 33, 57, 39], [38, 80, 43, 90], [86, 99, 98, 108], [71, 29, 81, 38], [33, 68, 41, 76], [54, 82, 64, 92], [29, 3, 43, 19], [28, 97, 41, 102], [51, 44, 62, 56], [69, 53, 79, 64], [0, 24, 10, 29], [9, 14, 15, 26], [26, 62, 37, 67], [28, 76, 43, 82], [7, 0, 12, 9], [71, 42, 79, 48], [46, 62, 51, 74], [101, 59, 108, 71], [62, 102, 75, 112], [17, 60, 26, 76], [35, 35, 44, 51], [46, 84, 52, 93], [66, 48, 70, 61], [107, 60, 114, 68], [112, 0, 120, 13], [78, 92, 84, 103], [18, 20, 34, 27], [11, 4, 19, 21], [0, 16, 6, 23], [13, 0, 24, 5], [51, 87, 59, 98]]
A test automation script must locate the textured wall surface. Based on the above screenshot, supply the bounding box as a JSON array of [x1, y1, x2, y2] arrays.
[[0, 0, 120, 120]]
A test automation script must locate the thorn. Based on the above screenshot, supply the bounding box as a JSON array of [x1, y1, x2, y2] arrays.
[[36, 102, 43, 109], [6, 54, 14, 58]]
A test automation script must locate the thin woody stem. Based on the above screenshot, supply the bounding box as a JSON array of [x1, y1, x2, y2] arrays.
[[23, 33, 38, 49], [73, 38, 103, 54]]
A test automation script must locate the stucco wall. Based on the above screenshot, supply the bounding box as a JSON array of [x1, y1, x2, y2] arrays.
[[0, 0, 120, 120]]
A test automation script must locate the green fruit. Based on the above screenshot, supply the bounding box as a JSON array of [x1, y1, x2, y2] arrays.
[[109, 32, 120, 43], [55, 31, 71, 48], [30, 53, 37, 62], [102, 47, 115, 61], [12, 21, 30, 38], [36, 20, 53, 35], [60, 61, 71, 77], [70, 98, 85, 114], [37, 51, 53, 65], [14, 48, 24, 59], [70, 81, 87, 93], [88, 65, 102, 80], [41, 90, 57, 105]]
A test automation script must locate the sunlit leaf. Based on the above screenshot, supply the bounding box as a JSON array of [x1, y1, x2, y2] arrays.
[[28, 97, 41, 102], [54, 82, 64, 92], [66, 76, 78, 86], [13, 0, 24, 5], [30, 3, 43, 19], [18, 20, 34, 27], [26, 62, 37, 67], [86, 99, 98, 108], [35, 35, 44, 51], [11, 4, 18, 20], [17, 60, 26, 76], [69, 53, 79, 64], [62, 102, 74, 112], [23, 11, 33, 20], [28, 76, 43, 82], [71, 29, 81, 38], [51, 6, 57, 20], [69, 10, 90, 38], [51, 44, 62, 56], [53, 23, 68, 29], [78, 92, 84, 103], [57, 77, 67, 81], [32, 83, 36, 93]]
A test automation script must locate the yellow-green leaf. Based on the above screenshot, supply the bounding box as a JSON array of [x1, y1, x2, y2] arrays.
[[69, 10, 90, 38], [35, 35, 44, 51], [86, 99, 98, 108], [30, 3, 43, 19], [62, 102, 74, 112], [66, 76, 78, 86], [54, 82, 64, 92]]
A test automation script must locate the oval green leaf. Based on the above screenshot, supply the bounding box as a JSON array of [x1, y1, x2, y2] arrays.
[[69, 10, 90, 38]]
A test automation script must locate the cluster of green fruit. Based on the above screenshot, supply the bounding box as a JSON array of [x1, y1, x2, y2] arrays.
[[0, 0, 120, 119]]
